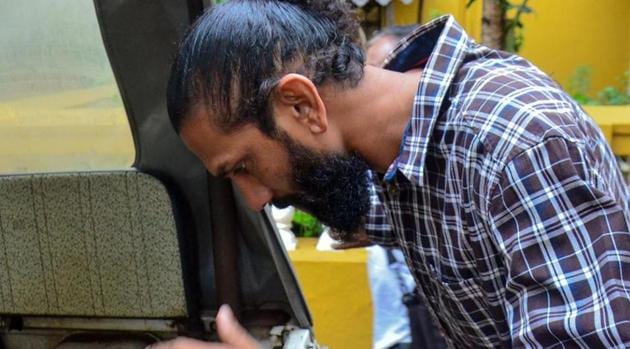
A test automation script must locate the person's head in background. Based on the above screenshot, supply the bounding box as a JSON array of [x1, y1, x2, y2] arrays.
[[366, 25, 417, 66]]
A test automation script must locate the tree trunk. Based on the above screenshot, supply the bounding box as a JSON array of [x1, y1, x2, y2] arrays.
[[481, 0, 504, 50]]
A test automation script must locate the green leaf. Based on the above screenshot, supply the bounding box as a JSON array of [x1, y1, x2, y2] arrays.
[[567, 65, 593, 100], [572, 94, 592, 105], [598, 86, 629, 105], [292, 210, 323, 238]]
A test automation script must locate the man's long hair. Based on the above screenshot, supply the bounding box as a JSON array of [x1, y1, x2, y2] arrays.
[[167, 0, 365, 135]]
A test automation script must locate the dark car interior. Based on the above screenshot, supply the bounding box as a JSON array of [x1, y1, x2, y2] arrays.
[[0, 1, 314, 348]]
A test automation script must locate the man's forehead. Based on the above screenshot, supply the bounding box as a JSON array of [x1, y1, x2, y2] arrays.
[[179, 109, 227, 158], [180, 107, 213, 142], [181, 104, 235, 140], [185, 103, 251, 137], [179, 111, 264, 163]]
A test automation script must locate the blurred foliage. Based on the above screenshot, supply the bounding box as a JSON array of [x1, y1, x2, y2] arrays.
[[568, 66, 630, 105], [292, 210, 323, 238], [502, 0, 532, 53], [466, 0, 533, 53], [568, 66, 594, 105]]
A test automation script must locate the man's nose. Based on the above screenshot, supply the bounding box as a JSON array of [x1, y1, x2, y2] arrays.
[[231, 176, 273, 211]]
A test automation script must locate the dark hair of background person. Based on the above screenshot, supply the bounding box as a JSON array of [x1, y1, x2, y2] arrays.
[[167, 0, 365, 136]]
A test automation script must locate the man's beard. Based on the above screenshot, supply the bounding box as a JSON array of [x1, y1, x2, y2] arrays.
[[271, 132, 371, 240]]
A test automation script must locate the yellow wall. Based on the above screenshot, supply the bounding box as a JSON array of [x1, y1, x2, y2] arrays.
[[518, 0, 630, 94], [419, 0, 482, 41], [392, 0, 482, 41], [394, 0, 630, 95], [392, 0, 419, 25]]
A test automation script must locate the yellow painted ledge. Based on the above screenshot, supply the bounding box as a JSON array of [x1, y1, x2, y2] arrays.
[[289, 238, 372, 349], [585, 106, 630, 156]]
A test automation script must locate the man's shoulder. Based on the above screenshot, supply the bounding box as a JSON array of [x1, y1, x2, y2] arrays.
[[445, 51, 599, 169]]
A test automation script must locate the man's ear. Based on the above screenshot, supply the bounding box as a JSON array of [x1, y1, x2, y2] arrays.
[[272, 73, 327, 134]]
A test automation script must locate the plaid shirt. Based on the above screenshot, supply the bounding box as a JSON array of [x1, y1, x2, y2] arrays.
[[366, 15, 630, 348]]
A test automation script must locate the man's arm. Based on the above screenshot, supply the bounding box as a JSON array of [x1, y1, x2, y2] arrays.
[[489, 137, 630, 347]]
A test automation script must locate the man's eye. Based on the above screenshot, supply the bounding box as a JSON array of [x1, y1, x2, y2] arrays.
[[233, 162, 247, 174]]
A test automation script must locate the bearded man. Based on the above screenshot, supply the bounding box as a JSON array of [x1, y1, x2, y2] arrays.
[[151, 0, 630, 348]]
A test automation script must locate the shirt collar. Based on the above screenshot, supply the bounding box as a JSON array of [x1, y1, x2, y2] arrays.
[[381, 15, 474, 184]]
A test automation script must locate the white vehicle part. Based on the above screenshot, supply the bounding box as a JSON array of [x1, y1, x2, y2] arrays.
[[283, 329, 314, 349], [270, 326, 321, 349]]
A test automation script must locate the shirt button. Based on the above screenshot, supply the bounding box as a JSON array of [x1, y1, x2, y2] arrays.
[[388, 183, 399, 195]]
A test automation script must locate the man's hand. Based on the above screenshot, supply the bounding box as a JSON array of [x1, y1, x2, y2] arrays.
[[146, 305, 261, 349]]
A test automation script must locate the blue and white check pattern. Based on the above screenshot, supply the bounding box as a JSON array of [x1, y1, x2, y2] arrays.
[[365, 15, 630, 348]]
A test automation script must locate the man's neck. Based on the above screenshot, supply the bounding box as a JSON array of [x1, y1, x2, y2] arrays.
[[321, 65, 421, 173]]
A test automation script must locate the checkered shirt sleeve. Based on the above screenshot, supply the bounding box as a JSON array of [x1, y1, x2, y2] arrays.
[[489, 137, 630, 347]]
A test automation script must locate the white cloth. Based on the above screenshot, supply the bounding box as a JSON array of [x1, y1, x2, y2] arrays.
[[367, 246, 415, 349], [271, 205, 297, 251], [315, 227, 339, 251]]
